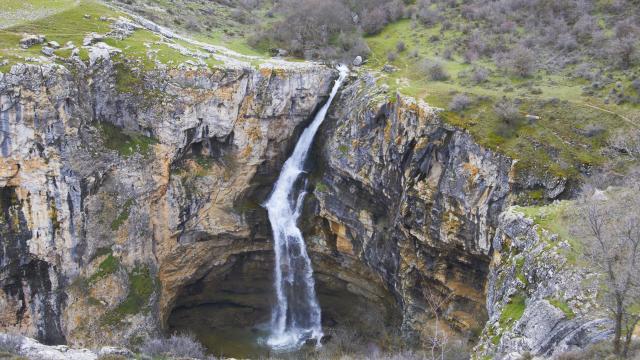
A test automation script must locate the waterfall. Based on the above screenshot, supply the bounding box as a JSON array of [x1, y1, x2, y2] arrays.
[[264, 65, 349, 350]]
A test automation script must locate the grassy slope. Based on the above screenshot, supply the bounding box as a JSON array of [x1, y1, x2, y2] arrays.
[[363, 19, 639, 187], [103, 0, 275, 57], [0, 0, 238, 73]]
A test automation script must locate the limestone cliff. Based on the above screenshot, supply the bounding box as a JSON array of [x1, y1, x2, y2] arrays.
[[474, 208, 611, 359], [0, 54, 336, 345], [0, 54, 610, 357], [305, 73, 513, 343]]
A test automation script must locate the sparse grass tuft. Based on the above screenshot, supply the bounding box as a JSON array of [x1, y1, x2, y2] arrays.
[[499, 294, 526, 329], [110, 198, 134, 231], [88, 252, 120, 285], [97, 122, 158, 158], [549, 298, 576, 319]]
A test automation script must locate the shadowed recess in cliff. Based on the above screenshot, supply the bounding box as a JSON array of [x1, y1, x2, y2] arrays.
[[166, 251, 400, 358]]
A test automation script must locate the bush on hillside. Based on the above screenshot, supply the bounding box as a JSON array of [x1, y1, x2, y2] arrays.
[[420, 60, 449, 81], [140, 333, 206, 359], [449, 94, 473, 112]]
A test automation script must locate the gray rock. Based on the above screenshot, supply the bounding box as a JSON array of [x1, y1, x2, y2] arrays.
[[0, 59, 337, 346], [382, 64, 397, 73], [352, 55, 363, 66], [477, 208, 612, 358], [19, 34, 45, 49], [82, 32, 104, 46], [47, 41, 60, 49], [41, 46, 55, 56], [98, 346, 134, 357]]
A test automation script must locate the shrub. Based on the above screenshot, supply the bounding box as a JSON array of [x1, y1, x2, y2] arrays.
[[443, 47, 453, 60], [496, 45, 537, 78], [387, 51, 398, 62], [420, 60, 449, 81], [360, 7, 388, 35], [396, 41, 406, 52], [471, 66, 489, 83], [140, 333, 206, 359], [449, 94, 473, 112], [608, 37, 639, 69], [494, 98, 521, 124], [0, 334, 23, 354]]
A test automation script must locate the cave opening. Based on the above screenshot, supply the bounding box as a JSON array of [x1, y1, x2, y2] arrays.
[[166, 250, 401, 358]]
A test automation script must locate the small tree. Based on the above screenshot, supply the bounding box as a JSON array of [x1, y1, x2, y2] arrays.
[[423, 288, 454, 360], [573, 180, 640, 357]]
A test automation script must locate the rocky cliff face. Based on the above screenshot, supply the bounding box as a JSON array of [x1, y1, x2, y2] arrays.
[[0, 55, 336, 346], [304, 74, 513, 343], [0, 53, 608, 356], [474, 208, 611, 359]]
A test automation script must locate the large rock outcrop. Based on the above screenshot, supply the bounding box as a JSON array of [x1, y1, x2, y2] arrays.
[[0, 55, 336, 346], [0, 53, 610, 357], [305, 74, 513, 342], [474, 208, 611, 359]]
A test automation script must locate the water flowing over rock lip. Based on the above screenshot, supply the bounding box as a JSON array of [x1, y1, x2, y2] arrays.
[[264, 65, 349, 351]]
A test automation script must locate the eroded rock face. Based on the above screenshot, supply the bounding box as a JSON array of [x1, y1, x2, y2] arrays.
[[1, 56, 605, 358], [0, 57, 336, 346], [305, 74, 513, 343], [474, 209, 612, 359]]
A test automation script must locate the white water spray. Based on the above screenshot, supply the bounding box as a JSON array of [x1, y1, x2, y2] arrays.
[[264, 65, 349, 351]]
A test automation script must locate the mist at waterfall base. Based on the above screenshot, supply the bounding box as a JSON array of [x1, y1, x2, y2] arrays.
[[262, 65, 349, 352]]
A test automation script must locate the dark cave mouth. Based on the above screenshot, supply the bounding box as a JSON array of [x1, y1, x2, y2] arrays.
[[166, 250, 401, 358]]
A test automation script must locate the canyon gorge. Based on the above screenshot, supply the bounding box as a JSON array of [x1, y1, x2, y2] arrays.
[[0, 20, 615, 359]]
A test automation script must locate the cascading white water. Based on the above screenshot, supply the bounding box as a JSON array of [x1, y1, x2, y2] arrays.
[[264, 65, 349, 351]]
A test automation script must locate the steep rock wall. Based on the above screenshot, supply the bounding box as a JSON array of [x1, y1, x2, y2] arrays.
[[306, 74, 513, 342], [0, 57, 336, 346]]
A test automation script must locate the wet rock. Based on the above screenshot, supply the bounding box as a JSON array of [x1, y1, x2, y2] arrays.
[[310, 74, 513, 344]]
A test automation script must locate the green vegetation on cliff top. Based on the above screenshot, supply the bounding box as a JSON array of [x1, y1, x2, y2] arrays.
[[2, 0, 639, 185], [0, 0, 231, 73]]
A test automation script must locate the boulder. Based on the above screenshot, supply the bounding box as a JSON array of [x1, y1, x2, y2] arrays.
[[98, 346, 134, 358], [47, 41, 61, 49], [41, 46, 55, 56], [19, 34, 45, 49], [83, 33, 105, 46], [352, 55, 363, 66]]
